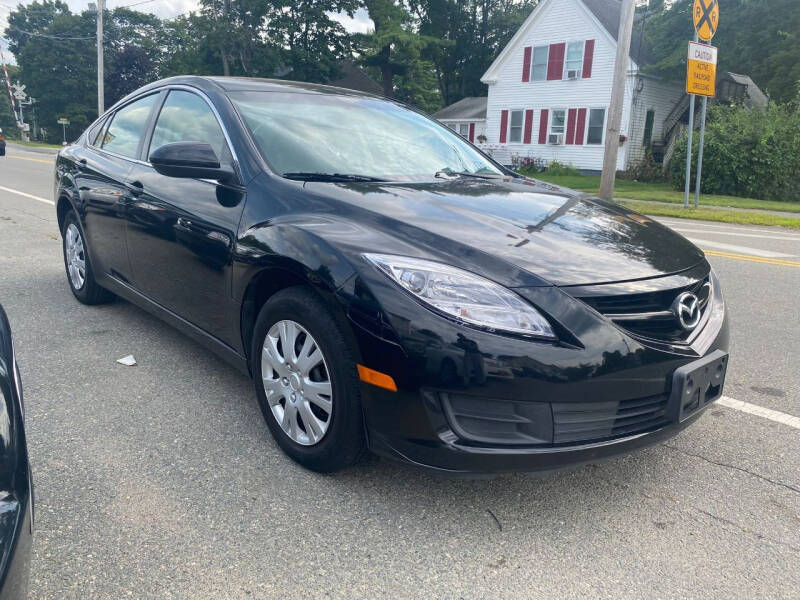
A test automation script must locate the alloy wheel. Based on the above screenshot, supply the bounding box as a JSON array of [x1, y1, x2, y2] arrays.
[[260, 320, 333, 446], [65, 223, 86, 290]]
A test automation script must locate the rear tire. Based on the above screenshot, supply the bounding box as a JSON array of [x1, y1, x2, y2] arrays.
[[61, 209, 115, 305], [251, 286, 365, 472]]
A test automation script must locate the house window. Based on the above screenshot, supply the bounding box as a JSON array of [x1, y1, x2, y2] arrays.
[[564, 41, 584, 78], [587, 108, 605, 144], [509, 110, 524, 143], [643, 109, 655, 149], [459, 123, 470, 138], [550, 109, 566, 137], [531, 45, 549, 81]]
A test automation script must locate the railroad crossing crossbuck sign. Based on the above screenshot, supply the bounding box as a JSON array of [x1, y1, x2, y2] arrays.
[[693, 0, 719, 42]]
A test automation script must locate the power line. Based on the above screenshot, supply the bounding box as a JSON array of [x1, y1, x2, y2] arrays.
[[5, 26, 95, 40], [119, 0, 156, 9]]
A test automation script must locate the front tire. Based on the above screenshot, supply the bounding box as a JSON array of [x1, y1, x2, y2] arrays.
[[61, 210, 114, 305], [251, 287, 365, 472]]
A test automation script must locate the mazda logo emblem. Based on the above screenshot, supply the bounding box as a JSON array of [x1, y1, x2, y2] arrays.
[[672, 291, 702, 331]]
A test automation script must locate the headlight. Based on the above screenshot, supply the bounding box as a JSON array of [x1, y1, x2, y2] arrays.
[[364, 254, 555, 338]]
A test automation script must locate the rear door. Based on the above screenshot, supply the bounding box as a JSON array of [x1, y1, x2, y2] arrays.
[[76, 93, 160, 282], [125, 88, 245, 346]]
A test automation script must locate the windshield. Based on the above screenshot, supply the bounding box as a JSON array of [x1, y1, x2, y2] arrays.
[[229, 91, 503, 182]]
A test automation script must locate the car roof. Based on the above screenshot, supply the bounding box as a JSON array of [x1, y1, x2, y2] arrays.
[[132, 75, 385, 100]]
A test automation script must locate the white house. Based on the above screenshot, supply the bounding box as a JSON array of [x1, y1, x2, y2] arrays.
[[432, 97, 488, 143], [474, 0, 684, 172]]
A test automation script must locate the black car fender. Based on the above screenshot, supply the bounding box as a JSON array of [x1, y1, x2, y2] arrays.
[[234, 218, 363, 365]]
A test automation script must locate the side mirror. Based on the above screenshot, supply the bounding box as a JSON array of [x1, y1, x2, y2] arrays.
[[149, 142, 236, 183]]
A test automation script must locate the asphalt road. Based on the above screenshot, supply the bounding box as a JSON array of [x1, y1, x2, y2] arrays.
[[1, 145, 799, 599]]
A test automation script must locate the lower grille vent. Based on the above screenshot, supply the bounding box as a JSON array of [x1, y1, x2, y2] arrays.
[[551, 395, 669, 444]]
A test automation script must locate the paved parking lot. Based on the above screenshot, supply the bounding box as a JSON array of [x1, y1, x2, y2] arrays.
[[1, 146, 799, 599]]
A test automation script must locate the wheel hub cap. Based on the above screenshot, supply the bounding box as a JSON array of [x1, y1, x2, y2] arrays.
[[260, 320, 333, 446], [65, 223, 86, 290]]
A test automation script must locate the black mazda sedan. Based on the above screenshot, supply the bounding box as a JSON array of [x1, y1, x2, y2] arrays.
[[54, 76, 728, 474], [0, 304, 32, 598]]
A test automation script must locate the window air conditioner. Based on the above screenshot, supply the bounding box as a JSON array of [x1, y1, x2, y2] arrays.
[[548, 134, 563, 145], [567, 69, 579, 80]]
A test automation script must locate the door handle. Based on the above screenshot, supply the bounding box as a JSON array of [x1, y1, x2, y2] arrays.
[[125, 180, 144, 196]]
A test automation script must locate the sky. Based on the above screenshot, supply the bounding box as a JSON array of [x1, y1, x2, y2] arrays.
[[0, 0, 373, 66]]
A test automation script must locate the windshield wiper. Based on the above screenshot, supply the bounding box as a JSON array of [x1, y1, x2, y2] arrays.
[[435, 170, 504, 180], [283, 172, 388, 183]]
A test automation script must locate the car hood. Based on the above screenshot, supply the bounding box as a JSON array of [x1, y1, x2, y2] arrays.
[[306, 177, 705, 287]]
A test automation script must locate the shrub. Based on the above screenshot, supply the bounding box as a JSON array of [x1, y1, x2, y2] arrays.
[[669, 98, 800, 202], [619, 151, 666, 182], [546, 160, 580, 176]]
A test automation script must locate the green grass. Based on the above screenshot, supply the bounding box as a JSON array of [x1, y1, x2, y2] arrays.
[[527, 171, 800, 214], [6, 139, 63, 150], [619, 201, 800, 230]]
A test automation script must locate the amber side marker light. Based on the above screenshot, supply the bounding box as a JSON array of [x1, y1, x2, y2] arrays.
[[357, 364, 398, 392]]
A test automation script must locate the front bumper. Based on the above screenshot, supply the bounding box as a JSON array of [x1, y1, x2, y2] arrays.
[[342, 263, 729, 475], [361, 349, 728, 475]]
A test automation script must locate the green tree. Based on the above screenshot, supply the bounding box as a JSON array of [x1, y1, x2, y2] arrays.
[[264, 0, 359, 83], [359, 0, 441, 98], [644, 0, 800, 103]]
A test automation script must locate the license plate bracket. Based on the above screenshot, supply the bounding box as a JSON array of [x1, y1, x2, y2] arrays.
[[670, 350, 728, 422]]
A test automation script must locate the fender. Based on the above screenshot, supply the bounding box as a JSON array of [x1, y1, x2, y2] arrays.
[[233, 216, 363, 303]]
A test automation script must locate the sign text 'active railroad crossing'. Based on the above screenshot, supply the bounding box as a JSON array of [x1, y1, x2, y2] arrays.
[[686, 41, 717, 98]]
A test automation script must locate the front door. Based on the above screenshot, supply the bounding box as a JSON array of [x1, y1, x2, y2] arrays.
[[125, 89, 246, 347]]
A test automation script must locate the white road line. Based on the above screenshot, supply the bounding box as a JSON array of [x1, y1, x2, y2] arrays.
[[656, 218, 800, 238], [685, 237, 796, 258], [671, 227, 800, 241], [718, 396, 800, 430], [0, 185, 55, 206]]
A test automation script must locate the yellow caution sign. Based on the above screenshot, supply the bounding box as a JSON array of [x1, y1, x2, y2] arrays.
[[693, 0, 719, 42], [686, 42, 717, 97]]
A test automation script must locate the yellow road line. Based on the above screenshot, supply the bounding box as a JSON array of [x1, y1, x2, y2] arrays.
[[4, 154, 55, 165], [703, 249, 800, 268]]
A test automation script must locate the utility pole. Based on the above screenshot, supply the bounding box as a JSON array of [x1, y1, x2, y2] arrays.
[[599, 0, 636, 200], [96, 0, 105, 116]]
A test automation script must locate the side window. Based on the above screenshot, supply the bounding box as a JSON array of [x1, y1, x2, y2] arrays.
[[550, 109, 566, 136], [509, 110, 523, 143], [564, 41, 584, 78], [87, 117, 107, 146], [149, 90, 228, 160], [587, 108, 605, 145], [531, 45, 548, 81], [102, 94, 158, 159]]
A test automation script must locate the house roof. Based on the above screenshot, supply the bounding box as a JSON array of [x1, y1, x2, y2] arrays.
[[718, 72, 769, 108], [482, 0, 656, 83], [580, 0, 655, 67], [432, 97, 488, 120], [329, 61, 384, 96]]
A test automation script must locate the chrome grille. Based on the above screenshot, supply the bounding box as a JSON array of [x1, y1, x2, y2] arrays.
[[577, 277, 711, 342]]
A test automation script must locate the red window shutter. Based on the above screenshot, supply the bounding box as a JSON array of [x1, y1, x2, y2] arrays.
[[522, 46, 532, 82], [499, 110, 508, 143], [566, 108, 577, 145], [583, 40, 595, 78], [469, 122, 475, 143], [523, 109, 534, 143], [575, 108, 587, 145], [538, 109, 549, 144], [547, 42, 566, 80]]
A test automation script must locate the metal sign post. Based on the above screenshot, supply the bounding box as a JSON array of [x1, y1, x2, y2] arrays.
[[57, 117, 70, 145], [685, 0, 719, 208], [683, 36, 697, 209]]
